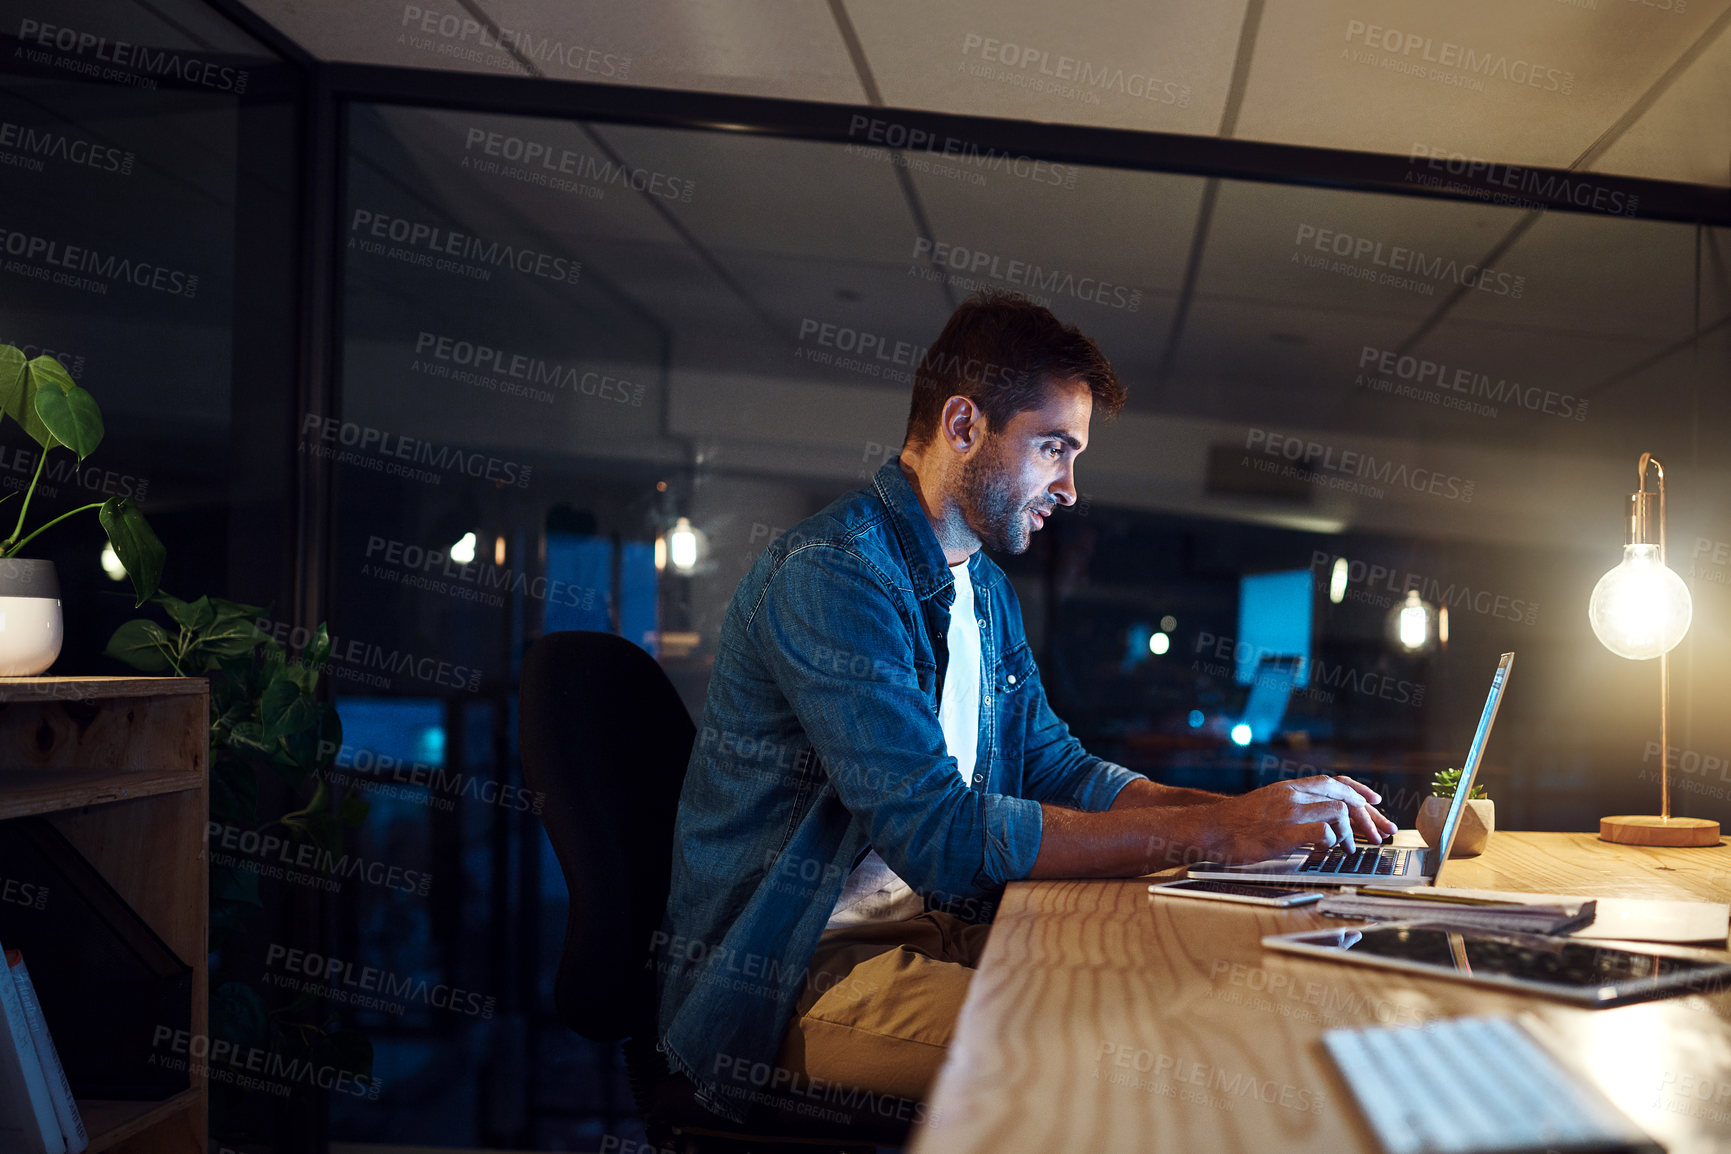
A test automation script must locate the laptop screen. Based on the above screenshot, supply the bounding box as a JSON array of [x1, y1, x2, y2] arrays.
[[1430, 653, 1515, 870]]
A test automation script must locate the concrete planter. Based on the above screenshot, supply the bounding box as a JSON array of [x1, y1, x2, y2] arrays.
[[1416, 795, 1495, 857], [0, 558, 63, 676]]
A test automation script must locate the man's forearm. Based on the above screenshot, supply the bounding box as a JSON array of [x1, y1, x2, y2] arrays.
[[1027, 802, 1212, 879], [1109, 775, 1225, 810], [1030, 773, 1399, 879]]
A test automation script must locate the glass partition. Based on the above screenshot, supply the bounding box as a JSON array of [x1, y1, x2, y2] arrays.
[[326, 99, 1731, 1147]]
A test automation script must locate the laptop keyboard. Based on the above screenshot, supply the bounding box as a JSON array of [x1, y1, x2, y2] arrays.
[[1297, 845, 1411, 876]]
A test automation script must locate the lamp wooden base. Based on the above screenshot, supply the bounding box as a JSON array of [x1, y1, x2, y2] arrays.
[[1600, 814, 1722, 847]]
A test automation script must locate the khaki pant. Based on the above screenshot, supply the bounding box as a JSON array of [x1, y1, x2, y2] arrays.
[[774, 910, 992, 1105]]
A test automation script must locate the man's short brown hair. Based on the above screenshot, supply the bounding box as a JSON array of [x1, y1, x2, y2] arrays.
[[902, 290, 1127, 449]]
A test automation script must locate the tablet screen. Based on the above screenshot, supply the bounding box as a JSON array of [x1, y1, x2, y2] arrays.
[[1270, 922, 1731, 1005]]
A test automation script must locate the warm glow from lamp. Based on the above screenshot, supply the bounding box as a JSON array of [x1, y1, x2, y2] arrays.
[[1593, 452, 1717, 847], [1588, 544, 1691, 660]]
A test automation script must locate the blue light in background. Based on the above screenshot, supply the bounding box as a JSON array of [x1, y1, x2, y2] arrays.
[[542, 533, 612, 633], [1236, 570, 1312, 686], [333, 698, 446, 767], [415, 726, 445, 765], [1230, 723, 1253, 746], [1123, 623, 1152, 673], [1187, 710, 1205, 729], [543, 533, 660, 653]]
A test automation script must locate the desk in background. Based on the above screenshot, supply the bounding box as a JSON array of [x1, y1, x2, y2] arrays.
[[913, 832, 1731, 1154]]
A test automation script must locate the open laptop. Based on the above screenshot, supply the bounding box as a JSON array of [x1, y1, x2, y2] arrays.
[[1189, 651, 1513, 887]]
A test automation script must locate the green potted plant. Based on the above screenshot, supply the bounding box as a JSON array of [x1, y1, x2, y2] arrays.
[[1416, 767, 1494, 857], [0, 345, 163, 674]]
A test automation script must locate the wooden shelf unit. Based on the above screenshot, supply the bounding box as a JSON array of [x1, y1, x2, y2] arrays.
[[0, 676, 208, 1154]]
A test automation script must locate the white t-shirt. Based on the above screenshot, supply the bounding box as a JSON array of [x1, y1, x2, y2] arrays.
[[826, 558, 982, 928]]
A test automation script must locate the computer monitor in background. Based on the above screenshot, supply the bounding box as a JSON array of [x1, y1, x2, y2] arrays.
[[1236, 569, 1312, 687]]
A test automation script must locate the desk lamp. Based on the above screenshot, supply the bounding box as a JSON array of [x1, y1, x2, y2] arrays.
[[1587, 452, 1719, 846]]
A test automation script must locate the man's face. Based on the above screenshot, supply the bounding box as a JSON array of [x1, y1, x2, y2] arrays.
[[957, 379, 1092, 555]]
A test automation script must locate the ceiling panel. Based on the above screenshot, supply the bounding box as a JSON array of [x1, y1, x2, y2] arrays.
[[232, 0, 1730, 190], [1235, 0, 1731, 171], [907, 161, 1207, 296], [1592, 25, 1731, 187], [355, 106, 694, 247], [236, 0, 864, 98], [585, 129, 917, 263], [37, 0, 277, 56], [844, 0, 1248, 135], [1459, 208, 1697, 339], [1192, 179, 1525, 326]]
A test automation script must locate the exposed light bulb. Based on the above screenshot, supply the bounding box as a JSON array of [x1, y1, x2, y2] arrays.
[[450, 532, 477, 565], [1588, 543, 1691, 660], [1387, 588, 1435, 653], [1399, 598, 1428, 650], [1329, 557, 1348, 604], [669, 517, 700, 573]]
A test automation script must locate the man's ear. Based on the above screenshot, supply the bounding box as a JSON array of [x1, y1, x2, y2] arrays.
[[939, 395, 984, 455]]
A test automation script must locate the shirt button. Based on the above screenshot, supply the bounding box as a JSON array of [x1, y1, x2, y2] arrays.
[[1007, 674, 1017, 684], [973, 774, 984, 784]]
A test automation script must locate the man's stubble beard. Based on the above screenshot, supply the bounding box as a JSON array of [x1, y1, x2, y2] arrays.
[[959, 434, 1034, 555]]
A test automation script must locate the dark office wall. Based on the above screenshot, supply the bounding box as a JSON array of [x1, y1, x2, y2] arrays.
[[7, 2, 1731, 1151]]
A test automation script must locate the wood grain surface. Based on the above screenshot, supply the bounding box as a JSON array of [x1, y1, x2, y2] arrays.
[[912, 832, 1731, 1154], [0, 679, 210, 1154]]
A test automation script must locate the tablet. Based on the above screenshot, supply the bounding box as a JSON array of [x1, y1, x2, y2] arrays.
[[1263, 920, 1731, 1007]]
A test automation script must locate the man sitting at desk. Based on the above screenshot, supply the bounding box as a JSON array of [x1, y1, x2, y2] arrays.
[[656, 290, 1395, 1124]]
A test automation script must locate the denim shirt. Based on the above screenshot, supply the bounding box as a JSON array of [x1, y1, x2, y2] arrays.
[[655, 458, 1141, 1121]]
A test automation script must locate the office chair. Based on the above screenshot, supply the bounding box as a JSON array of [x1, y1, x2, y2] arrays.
[[519, 630, 911, 1153]]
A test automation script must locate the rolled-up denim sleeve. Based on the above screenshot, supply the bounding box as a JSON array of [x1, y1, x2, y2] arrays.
[[749, 544, 1041, 897]]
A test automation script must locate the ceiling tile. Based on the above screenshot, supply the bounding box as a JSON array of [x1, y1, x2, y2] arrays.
[[844, 0, 1249, 134], [1235, 0, 1731, 171]]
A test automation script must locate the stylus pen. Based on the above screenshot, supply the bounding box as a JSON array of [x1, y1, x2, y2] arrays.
[[1352, 887, 1524, 906]]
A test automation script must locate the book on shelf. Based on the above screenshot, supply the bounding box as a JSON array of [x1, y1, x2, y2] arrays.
[[9, 951, 87, 1154], [0, 818, 193, 1100], [0, 935, 64, 1154]]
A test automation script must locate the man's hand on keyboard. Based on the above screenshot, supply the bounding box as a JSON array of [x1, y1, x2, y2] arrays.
[[1199, 775, 1397, 863]]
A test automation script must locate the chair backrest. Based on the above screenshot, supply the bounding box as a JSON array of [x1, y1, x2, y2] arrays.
[[519, 630, 695, 1042]]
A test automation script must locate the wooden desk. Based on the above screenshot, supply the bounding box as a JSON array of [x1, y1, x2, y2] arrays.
[[913, 832, 1731, 1154]]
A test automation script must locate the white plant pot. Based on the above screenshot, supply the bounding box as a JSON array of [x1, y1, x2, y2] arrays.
[[0, 558, 63, 676], [1416, 795, 1495, 858]]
